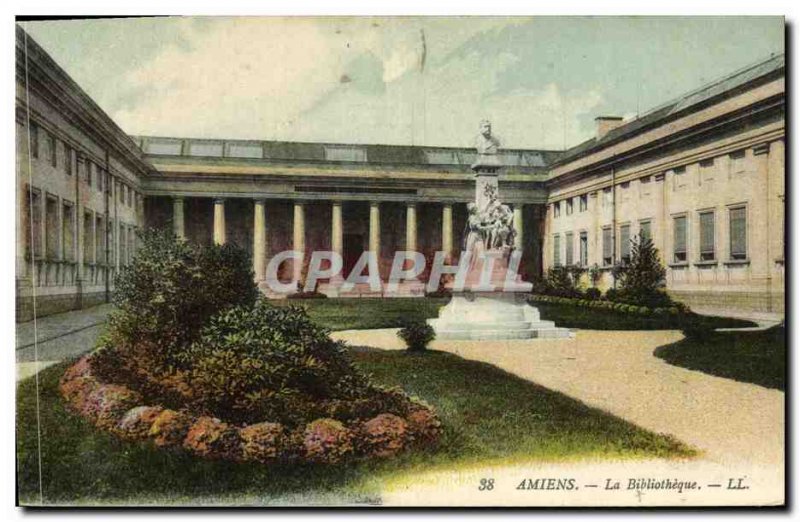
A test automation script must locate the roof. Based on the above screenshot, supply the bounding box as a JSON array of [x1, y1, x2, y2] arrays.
[[553, 53, 785, 166], [132, 135, 564, 169]]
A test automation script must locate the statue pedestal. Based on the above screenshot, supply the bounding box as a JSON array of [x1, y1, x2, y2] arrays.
[[428, 250, 572, 341], [428, 292, 573, 340]]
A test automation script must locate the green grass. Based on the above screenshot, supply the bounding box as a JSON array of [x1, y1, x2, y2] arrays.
[[17, 349, 694, 506], [276, 296, 755, 332], [654, 325, 785, 390], [274, 297, 449, 331]]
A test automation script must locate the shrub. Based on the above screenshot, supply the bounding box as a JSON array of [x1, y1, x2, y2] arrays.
[[397, 321, 436, 352], [544, 266, 584, 297], [406, 405, 443, 445], [638, 306, 651, 315], [613, 237, 668, 306], [148, 409, 192, 447], [80, 384, 142, 429], [95, 229, 259, 393], [181, 300, 374, 426], [585, 287, 602, 301], [184, 416, 242, 460], [303, 418, 354, 464], [116, 405, 164, 440], [359, 413, 409, 458], [240, 422, 285, 463], [605, 288, 620, 302]]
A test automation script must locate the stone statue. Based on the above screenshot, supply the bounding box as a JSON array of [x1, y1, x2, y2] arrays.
[[475, 119, 500, 155]]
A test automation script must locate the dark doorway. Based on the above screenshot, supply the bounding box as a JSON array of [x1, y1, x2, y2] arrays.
[[343, 233, 364, 278]]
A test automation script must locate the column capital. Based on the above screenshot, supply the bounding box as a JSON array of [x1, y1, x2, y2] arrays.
[[213, 197, 226, 204], [173, 195, 185, 202], [253, 197, 266, 204]]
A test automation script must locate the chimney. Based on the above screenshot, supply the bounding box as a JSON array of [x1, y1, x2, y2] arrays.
[[595, 116, 624, 140]]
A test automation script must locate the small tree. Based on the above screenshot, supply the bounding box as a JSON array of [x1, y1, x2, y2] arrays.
[[614, 236, 668, 306]]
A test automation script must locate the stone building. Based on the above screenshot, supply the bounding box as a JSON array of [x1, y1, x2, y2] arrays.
[[15, 26, 785, 320]]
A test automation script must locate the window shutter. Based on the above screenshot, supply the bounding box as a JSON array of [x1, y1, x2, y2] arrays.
[[553, 234, 561, 266], [700, 212, 715, 254], [674, 216, 687, 254], [602, 228, 612, 261], [565, 232, 574, 265], [730, 208, 747, 258], [620, 225, 631, 260]]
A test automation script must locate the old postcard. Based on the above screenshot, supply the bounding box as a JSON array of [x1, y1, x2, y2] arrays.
[[14, 15, 785, 508]]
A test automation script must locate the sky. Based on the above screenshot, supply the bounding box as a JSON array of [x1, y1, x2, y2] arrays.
[[20, 16, 784, 150]]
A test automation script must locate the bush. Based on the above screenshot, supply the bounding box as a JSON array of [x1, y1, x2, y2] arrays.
[[543, 266, 585, 298], [183, 416, 242, 460], [94, 229, 258, 392], [605, 288, 620, 302], [613, 237, 668, 307], [585, 287, 602, 301], [397, 321, 436, 352], [182, 300, 373, 426], [303, 418, 354, 464], [359, 413, 409, 458]]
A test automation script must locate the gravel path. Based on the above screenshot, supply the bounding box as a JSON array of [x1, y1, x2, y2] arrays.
[[332, 328, 784, 506], [332, 328, 784, 466]]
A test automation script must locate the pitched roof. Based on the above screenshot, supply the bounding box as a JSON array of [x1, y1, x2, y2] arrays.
[[553, 53, 785, 166]]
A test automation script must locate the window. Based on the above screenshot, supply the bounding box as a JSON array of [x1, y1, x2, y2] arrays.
[[83, 211, 94, 264], [699, 211, 715, 261], [565, 232, 574, 266], [602, 227, 613, 266], [553, 201, 561, 218], [30, 123, 39, 159], [62, 202, 75, 262], [128, 226, 136, 263], [673, 215, 687, 263], [49, 133, 57, 168], [120, 226, 127, 266], [553, 234, 561, 266], [86, 161, 93, 188], [579, 194, 588, 212], [128, 188, 133, 207], [324, 145, 367, 162], [729, 150, 746, 175], [228, 143, 263, 159], [639, 220, 652, 243], [97, 167, 104, 192], [119, 183, 125, 203], [579, 231, 588, 266], [95, 215, 105, 265], [620, 224, 631, 264], [25, 187, 42, 259], [566, 198, 574, 215], [65, 146, 72, 176], [729, 207, 747, 260], [188, 142, 223, 157], [45, 195, 59, 260]]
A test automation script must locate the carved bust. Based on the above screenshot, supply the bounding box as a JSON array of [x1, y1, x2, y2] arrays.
[[475, 119, 500, 155]]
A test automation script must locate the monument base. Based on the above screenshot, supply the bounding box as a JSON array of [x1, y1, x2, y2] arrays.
[[428, 292, 573, 340]]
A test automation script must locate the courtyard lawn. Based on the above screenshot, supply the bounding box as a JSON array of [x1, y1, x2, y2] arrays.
[[654, 325, 785, 390], [274, 297, 449, 331], [17, 350, 694, 506], [276, 297, 755, 331]]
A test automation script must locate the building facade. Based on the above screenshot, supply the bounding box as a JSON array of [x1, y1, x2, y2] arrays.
[[15, 27, 785, 320]]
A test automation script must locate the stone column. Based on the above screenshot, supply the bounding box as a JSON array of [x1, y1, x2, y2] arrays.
[[369, 202, 380, 255], [293, 201, 305, 283], [406, 203, 418, 252], [173, 196, 185, 240], [213, 198, 226, 245], [331, 201, 343, 257], [513, 204, 524, 250], [441, 203, 453, 258], [253, 199, 266, 281]]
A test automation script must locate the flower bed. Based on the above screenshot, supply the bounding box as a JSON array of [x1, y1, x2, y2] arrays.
[[528, 294, 685, 317], [59, 354, 442, 465]]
